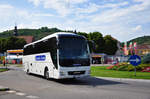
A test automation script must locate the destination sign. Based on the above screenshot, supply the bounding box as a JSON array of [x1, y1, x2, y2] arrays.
[[35, 55, 46, 61]]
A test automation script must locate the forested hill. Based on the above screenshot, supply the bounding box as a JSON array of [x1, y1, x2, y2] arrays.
[[0, 27, 65, 41], [128, 36, 150, 45], [1, 27, 149, 45], [0, 27, 118, 55]]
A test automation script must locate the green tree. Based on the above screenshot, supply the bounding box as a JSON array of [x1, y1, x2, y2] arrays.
[[39, 27, 49, 32], [15, 38, 27, 49], [7, 37, 19, 50], [88, 32, 105, 53], [0, 37, 26, 53], [78, 32, 88, 39], [103, 35, 118, 55], [0, 38, 8, 53]]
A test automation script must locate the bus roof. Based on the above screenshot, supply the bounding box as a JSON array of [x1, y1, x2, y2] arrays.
[[42, 32, 77, 40], [24, 32, 83, 48]]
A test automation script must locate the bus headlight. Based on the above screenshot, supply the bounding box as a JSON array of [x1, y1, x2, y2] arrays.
[[60, 71, 65, 76]]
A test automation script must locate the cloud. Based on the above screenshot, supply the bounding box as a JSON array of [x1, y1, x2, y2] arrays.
[[0, 3, 54, 32], [90, 0, 150, 23], [27, 0, 149, 41], [27, 0, 129, 17], [34, 13, 53, 17], [1, 0, 150, 42], [99, 1, 129, 8], [0, 4, 13, 9], [28, 0, 41, 6], [76, 3, 100, 14], [27, 0, 88, 16], [132, 25, 142, 32]]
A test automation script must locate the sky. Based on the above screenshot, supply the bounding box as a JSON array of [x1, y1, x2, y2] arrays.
[[0, 0, 150, 42]]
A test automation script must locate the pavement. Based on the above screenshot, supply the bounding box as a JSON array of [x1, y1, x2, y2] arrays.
[[95, 77, 150, 83], [0, 65, 150, 99]]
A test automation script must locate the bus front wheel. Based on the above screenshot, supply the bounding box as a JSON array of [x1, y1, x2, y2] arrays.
[[26, 69, 30, 75], [44, 68, 49, 80]]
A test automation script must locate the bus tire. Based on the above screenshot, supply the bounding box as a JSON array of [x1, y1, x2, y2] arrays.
[[26, 69, 30, 75], [44, 68, 49, 80]]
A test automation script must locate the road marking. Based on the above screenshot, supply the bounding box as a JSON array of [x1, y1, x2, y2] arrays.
[[26, 95, 39, 99], [6, 89, 39, 99], [16, 92, 26, 96], [6, 90, 16, 93]]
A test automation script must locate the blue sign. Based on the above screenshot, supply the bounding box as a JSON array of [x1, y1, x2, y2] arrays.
[[35, 55, 46, 61], [129, 55, 141, 66]]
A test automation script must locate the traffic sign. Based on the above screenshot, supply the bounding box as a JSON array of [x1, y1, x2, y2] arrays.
[[129, 55, 141, 66]]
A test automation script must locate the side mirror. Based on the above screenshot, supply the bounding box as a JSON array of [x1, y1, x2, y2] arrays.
[[88, 40, 96, 53], [57, 43, 61, 49]]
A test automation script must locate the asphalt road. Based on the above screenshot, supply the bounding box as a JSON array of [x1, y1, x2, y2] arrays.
[[0, 66, 150, 99]]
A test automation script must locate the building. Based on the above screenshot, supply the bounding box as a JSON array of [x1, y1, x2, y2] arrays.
[[13, 25, 18, 36], [13, 25, 34, 44], [5, 49, 23, 64], [91, 53, 107, 64], [123, 43, 150, 56], [136, 44, 150, 56], [18, 36, 34, 44], [115, 41, 124, 55]]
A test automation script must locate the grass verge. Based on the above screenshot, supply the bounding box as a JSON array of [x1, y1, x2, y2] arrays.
[[0, 68, 9, 72], [15, 64, 23, 67], [91, 66, 150, 79], [0, 64, 22, 67]]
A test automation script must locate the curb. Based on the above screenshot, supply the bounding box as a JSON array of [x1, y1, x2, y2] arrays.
[[95, 77, 150, 83], [0, 86, 10, 91]]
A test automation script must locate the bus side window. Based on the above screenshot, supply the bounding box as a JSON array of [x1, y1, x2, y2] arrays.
[[42, 40, 49, 52], [24, 45, 33, 55]]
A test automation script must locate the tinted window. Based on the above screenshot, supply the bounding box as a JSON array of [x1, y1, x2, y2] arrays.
[[59, 36, 90, 67], [24, 37, 57, 55], [23, 37, 58, 69]]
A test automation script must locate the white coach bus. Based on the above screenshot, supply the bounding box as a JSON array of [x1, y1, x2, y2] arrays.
[[23, 32, 91, 79]]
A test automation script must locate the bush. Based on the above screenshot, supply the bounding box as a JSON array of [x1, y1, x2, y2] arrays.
[[107, 62, 150, 72], [127, 65, 141, 71], [111, 65, 118, 70], [127, 65, 134, 71], [117, 65, 128, 71], [139, 64, 150, 70]]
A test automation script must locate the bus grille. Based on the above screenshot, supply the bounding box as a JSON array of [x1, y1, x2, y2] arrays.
[[68, 71, 85, 75]]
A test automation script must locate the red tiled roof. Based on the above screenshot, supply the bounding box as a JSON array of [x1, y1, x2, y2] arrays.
[[18, 36, 34, 44], [137, 44, 150, 49]]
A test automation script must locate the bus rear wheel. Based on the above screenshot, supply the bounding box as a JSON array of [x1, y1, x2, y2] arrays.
[[44, 69, 49, 80]]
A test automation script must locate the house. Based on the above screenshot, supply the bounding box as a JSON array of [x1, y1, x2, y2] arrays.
[[13, 25, 34, 44], [18, 36, 34, 44], [91, 53, 106, 64], [136, 44, 150, 56]]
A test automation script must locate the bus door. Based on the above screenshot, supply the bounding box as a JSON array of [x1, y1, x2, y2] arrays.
[[48, 64, 54, 78], [24, 62, 29, 72], [53, 66, 58, 78]]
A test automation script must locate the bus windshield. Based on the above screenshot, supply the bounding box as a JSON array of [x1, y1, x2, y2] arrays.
[[59, 36, 90, 67]]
